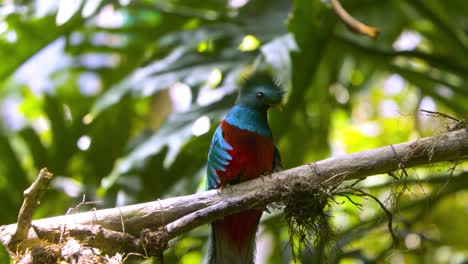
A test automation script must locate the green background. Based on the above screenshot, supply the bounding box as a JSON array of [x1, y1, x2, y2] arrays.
[[0, 0, 467, 263]]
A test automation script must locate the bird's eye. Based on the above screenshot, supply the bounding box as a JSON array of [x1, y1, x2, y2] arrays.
[[256, 92, 264, 100]]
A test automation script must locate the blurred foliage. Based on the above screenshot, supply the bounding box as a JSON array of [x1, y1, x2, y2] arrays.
[[0, 0, 467, 263]]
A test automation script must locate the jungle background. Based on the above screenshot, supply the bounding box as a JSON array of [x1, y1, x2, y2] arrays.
[[0, 0, 467, 263]]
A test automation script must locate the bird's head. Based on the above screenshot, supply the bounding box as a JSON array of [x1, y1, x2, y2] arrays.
[[236, 71, 284, 112]]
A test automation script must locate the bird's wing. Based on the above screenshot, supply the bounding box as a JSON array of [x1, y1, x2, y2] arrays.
[[206, 125, 233, 190], [272, 146, 282, 173]]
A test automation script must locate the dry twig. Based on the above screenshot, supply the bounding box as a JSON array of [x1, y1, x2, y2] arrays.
[[11, 168, 53, 245], [349, 187, 398, 246], [329, 0, 379, 38]]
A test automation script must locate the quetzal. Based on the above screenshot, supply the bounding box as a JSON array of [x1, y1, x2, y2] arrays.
[[206, 71, 283, 264]]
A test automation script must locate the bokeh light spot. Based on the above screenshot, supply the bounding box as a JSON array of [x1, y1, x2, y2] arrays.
[[239, 35, 260, 51], [192, 116, 210, 136], [77, 135, 92, 151]]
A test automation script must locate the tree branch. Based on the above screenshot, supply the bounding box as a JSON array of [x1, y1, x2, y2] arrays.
[[329, 0, 379, 38], [334, 34, 468, 81], [1, 129, 467, 257], [11, 168, 53, 245], [33, 224, 142, 255]]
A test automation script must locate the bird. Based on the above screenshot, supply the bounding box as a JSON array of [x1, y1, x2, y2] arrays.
[[205, 70, 283, 264]]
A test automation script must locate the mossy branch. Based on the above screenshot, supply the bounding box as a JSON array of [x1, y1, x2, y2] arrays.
[[0, 129, 467, 261]]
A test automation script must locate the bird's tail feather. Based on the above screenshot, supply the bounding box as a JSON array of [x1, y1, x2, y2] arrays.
[[206, 210, 262, 264]]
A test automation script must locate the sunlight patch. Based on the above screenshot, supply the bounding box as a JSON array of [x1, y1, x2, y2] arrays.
[[0, 22, 7, 34], [384, 74, 405, 95], [169, 82, 192, 112], [393, 30, 422, 51], [56, 0, 82, 25], [229, 0, 249, 8], [192, 116, 210, 136], [239, 35, 260, 51], [405, 233, 421, 250], [95, 4, 125, 28], [77, 135, 92, 151], [207, 68, 223, 88]]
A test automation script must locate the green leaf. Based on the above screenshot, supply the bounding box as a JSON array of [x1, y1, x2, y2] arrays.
[[0, 13, 84, 81], [100, 94, 235, 192], [19, 128, 49, 169], [0, 243, 10, 263], [0, 134, 29, 191]]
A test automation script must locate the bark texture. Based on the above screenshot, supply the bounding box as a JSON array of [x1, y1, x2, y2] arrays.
[[0, 129, 466, 259]]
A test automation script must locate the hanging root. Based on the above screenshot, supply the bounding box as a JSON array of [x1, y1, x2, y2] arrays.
[[280, 178, 335, 263], [278, 167, 408, 262], [140, 228, 169, 261]]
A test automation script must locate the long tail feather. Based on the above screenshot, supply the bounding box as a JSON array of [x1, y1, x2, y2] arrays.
[[207, 210, 262, 264]]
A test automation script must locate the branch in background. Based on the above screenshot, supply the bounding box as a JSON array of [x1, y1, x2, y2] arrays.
[[406, 1, 468, 51], [414, 88, 424, 136], [334, 34, 468, 79], [0, 129, 466, 259], [329, 0, 379, 38], [333, 35, 468, 115], [10, 168, 53, 246], [131, 2, 223, 21]]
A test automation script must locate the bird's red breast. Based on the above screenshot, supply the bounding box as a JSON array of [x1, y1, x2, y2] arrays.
[[216, 120, 274, 186], [214, 120, 274, 251]]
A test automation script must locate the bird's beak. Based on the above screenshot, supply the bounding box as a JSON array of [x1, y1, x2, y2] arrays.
[[271, 103, 283, 112]]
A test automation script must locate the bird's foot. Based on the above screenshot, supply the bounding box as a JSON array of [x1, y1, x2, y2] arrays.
[[220, 183, 234, 192]]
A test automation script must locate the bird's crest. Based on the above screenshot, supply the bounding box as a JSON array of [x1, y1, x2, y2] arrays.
[[238, 67, 282, 91]]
